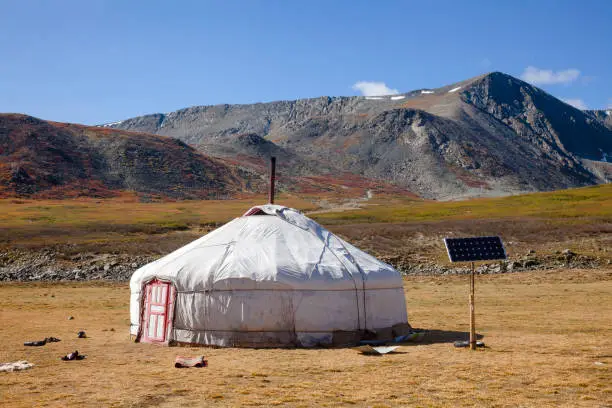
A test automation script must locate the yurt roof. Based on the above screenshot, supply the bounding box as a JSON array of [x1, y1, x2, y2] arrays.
[[130, 204, 402, 293]]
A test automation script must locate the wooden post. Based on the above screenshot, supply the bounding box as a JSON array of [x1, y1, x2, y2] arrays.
[[268, 157, 276, 204], [445, 236, 505, 351], [469, 261, 476, 350]]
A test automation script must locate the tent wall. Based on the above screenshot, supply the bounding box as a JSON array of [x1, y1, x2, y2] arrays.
[[131, 285, 408, 347], [129, 205, 410, 347]]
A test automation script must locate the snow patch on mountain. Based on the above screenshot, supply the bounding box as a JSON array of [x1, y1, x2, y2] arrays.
[[100, 121, 123, 128]]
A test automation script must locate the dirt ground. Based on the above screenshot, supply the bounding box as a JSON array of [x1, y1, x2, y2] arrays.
[[1, 269, 611, 407]]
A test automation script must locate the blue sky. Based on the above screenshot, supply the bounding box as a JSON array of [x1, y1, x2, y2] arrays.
[[1, 0, 610, 125]]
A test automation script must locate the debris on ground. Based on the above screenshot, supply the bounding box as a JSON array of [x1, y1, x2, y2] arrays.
[[174, 356, 208, 368], [24, 340, 47, 347], [24, 337, 61, 346], [354, 345, 399, 355], [393, 331, 425, 343], [61, 351, 86, 361], [68, 316, 74, 320], [77, 331, 87, 338], [359, 329, 425, 346], [0, 361, 34, 372], [453, 340, 485, 348]]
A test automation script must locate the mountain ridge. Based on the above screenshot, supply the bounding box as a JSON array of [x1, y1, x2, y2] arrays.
[[106, 72, 612, 199], [2, 72, 610, 200], [1, 113, 409, 199], [585, 109, 612, 132]]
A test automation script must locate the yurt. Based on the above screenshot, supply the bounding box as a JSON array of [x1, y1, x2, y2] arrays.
[[130, 204, 410, 347]]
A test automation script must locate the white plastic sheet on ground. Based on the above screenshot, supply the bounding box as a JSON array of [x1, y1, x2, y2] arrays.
[[0, 361, 34, 372]]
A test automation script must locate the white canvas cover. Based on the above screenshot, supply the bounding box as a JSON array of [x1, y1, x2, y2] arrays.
[[130, 204, 409, 347]]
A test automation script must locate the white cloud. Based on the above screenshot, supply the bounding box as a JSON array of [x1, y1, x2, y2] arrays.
[[520, 66, 581, 85], [352, 81, 399, 96], [607, 99, 612, 109], [562, 98, 588, 110]]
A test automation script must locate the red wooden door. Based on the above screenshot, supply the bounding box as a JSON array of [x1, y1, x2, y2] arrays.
[[142, 279, 174, 344]]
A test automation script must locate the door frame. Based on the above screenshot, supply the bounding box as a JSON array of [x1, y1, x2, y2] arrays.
[[138, 278, 176, 345]]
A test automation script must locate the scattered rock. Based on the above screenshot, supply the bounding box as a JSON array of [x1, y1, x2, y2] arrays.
[[0, 248, 156, 282], [0, 247, 607, 282], [562, 249, 575, 257], [24, 337, 60, 347], [489, 264, 501, 273], [68, 316, 74, 320], [61, 350, 86, 361]]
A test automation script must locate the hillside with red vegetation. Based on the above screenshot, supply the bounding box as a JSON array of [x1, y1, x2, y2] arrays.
[[0, 114, 264, 199], [0, 114, 412, 200]]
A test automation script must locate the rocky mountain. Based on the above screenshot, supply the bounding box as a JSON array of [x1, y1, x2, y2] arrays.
[[0, 114, 263, 199], [585, 109, 612, 132], [0, 114, 404, 199], [109, 72, 612, 200]]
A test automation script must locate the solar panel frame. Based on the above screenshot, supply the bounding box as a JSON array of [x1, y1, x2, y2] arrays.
[[444, 236, 507, 263]]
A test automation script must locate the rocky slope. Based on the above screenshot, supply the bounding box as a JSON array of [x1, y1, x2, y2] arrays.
[[110, 72, 612, 200], [1, 246, 607, 282], [585, 109, 612, 132], [1, 114, 407, 199], [0, 114, 264, 199]]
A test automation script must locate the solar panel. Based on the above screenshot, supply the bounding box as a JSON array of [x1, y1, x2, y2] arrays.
[[444, 236, 507, 263]]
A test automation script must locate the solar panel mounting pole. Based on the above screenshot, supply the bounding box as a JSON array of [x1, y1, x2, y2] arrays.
[[470, 261, 476, 350], [443, 236, 507, 351]]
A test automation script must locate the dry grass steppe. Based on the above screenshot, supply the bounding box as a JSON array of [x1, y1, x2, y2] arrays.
[[1, 184, 611, 406], [1, 269, 611, 407], [0, 185, 609, 263]]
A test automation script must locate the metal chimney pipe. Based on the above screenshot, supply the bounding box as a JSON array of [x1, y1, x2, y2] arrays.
[[269, 156, 276, 204]]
